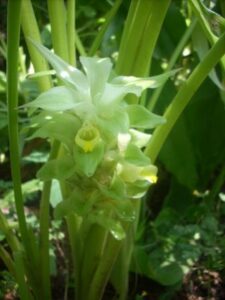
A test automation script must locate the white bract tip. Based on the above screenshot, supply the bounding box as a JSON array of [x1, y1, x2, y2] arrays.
[[117, 133, 131, 152]]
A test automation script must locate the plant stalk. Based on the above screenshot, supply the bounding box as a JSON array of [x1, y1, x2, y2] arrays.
[[7, 0, 31, 260], [47, 0, 69, 61], [14, 251, 34, 300], [87, 233, 123, 300], [116, 0, 171, 77], [80, 224, 108, 299], [66, 0, 76, 65], [21, 0, 52, 91], [0, 245, 16, 276]]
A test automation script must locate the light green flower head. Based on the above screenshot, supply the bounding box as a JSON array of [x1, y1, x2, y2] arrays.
[[26, 42, 169, 144], [26, 41, 170, 183], [25, 41, 172, 238]]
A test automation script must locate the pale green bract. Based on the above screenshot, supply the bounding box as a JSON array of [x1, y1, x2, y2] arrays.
[[25, 41, 170, 240]]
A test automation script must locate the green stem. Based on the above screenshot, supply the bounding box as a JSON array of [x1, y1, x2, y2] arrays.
[[111, 201, 141, 300], [0, 211, 20, 253], [14, 251, 33, 300], [0, 245, 16, 276], [75, 30, 87, 56], [7, 0, 31, 259], [116, 0, 171, 77], [89, 0, 123, 56], [80, 224, 108, 299], [21, 2, 63, 297], [148, 18, 197, 111], [47, 0, 69, 61], [87, 233, 123, 300], [39, 140, 60, 300], [21, 0, 52, 91], [66, 214, 82, 300], [145, 32, 225, 163], [221, 0, 225, 16], [66, 0, 76, 65]]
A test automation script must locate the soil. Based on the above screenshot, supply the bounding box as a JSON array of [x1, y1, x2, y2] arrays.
[[128, 268, 225, 300], [3, 268, 224, 300]]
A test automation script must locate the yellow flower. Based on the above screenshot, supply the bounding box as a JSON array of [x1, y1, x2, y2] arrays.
[[139, 165, 158, 183], [75, 123, 100, 152], [116, 162, 157, 184]]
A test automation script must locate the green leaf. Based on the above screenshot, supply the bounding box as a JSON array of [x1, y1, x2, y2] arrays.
[[2, 179, 43, 204], [155, 3, 187, 59], [192, 25, 224, 90], [159, 116, 198, 189], [90, 212, 126, 240], [97, 176, 126, 201], [115, 199, 136, 222], [127, 105, 166, 129], [112, 70, 178, 90], [124, 144, 151, 166], [197, 0, 225, 36], [29, 112, 81, 150], [29, 39, 88, 93], [27, 70, 56, 79], [80, 56, 112, 99], [54, 188, 99, 219], [0, 113, 7, 129], [37, 156, 76, 181], [24, 86, 83, 111], [74, 142, 104, 177], [150, 260, 184, 286], [109, 176, 126, 200], [132, 247, 184, 286], [54, 187, 86, 219]]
